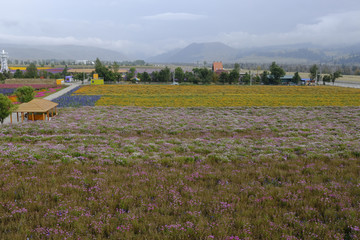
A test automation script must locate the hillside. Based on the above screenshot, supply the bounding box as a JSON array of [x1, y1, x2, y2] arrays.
[[147, 42, 360, 64], [0, 43, 128, 61], [147, 42, 238, 63]]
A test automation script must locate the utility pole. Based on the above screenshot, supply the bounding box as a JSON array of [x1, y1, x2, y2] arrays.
[[319, 63, 322, 85], [250, 70, 252, 86]]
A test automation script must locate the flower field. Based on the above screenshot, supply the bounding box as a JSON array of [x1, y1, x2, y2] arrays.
[[0, 106, 360, 239], [9, 67, 66, 74], [0, 84, 58, 89], [52, 86, 102, 108], [0, 88, 16, 96], [73, 85, 360, 107], [3, 86, 65, 104]]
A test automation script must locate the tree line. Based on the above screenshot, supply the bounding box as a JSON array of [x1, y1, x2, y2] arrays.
[[93, 59, 343, 85], [0, 63, 70, 82], [0, 59, 344, 85], [224, 62, 359, 76]]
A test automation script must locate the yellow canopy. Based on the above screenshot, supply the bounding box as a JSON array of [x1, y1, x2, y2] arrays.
[[16, 99, 58, 113]]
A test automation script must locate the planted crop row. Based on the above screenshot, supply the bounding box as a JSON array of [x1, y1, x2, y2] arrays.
[[0, 106, 359, 239], [73, 85, 360, 107]]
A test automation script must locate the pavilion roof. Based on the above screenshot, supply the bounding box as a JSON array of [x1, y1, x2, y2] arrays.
[[16, 99, 58, 113]]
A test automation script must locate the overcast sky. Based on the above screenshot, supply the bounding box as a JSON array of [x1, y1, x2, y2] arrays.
[[0, 0, 360, 58]]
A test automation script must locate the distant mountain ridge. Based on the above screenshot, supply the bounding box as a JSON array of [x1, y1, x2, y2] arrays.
[[147, 42, 360, 64], [148, 42, 238, 63], [0, 43, 128, 61], [2, 42, 360, 64]]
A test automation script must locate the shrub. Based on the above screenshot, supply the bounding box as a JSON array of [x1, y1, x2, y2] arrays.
[[0, 94, 13, 124], [14, 86, 35, 103]]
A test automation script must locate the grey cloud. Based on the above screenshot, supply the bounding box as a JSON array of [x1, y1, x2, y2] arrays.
[[142, 12, 207, 21], [0, 0, 360, 58], [217, 11, 360, 48]]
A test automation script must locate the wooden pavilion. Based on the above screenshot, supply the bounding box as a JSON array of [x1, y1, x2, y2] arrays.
[[11, 99, 58, 124]]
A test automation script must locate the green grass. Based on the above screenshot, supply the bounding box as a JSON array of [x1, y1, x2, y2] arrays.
[[0, 106, 359, 239]]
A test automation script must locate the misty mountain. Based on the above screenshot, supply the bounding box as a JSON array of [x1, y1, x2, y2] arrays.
[[236, 48, 328, 62], [147, 42, 239, 63], [0, 43, 128, 61], [148, 42, 360, 64], [2, 42, 360, 64]]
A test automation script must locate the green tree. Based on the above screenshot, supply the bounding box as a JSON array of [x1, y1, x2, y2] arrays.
[[112, 62, 120, 74], [14, 86, 35, 103], [151, 71, 160, 82], [292, 72, 301, 85], [95, 58, 103, 72], [13, 69, 24, 78], [73, 72, 87, 83], [126, 67, 136, 81], [241, 72, 251, 85], [309, 64, 318, 82], [331, 71, 342, 85], [95, 58, 107, 78], [133, 60, 145, 66], [53, 73, 62, 79], [355, 68, 360, 76], [234, 63, 240, 73], [61, 65, 68, 78], [261, 71, 269, 85], [2, 70, 12, 79], [94, 58, 118, 82], [0, 73, 6, 83], [212, 72, 219, 84], [256, 66, 261, 75], [228, 69, 240, 84], [39, 70, 49, 79], [141, 72, 151, 83], [104, 68, 116, 82], [184, 71, 195, 83], [253, 75, 261, 84], [322, 75, 331, 85], [199, 68, 212, 84], [174, 67, 185, 83], [192, 68, 201, 84], [25, 63, 38, 78], [192, 68, 212, 84], [0, 94, 14, 124], [112, 62, 121, 82], [219, 72, 228, 85], [269, 62, 285, 85], [159, 67, 171, 82]]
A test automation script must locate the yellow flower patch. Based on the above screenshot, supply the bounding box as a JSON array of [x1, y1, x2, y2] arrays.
[[74, 85, 360, 107]]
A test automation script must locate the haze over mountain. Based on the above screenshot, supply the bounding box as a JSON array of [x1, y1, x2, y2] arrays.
[[1, 0, 359, 59], [147, 42, 360, 64], [0, 44, 128, 61], [147, 42, 238, 64], [2, 41, 360, 65]]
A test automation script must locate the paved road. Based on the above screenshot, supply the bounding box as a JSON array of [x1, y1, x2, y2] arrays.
[[44, 83, 80, 100], [332, 82, 360, 89], [2, 83, 80, 125]]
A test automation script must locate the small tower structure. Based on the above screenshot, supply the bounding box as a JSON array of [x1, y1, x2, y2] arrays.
[[1, 50, 9, 73]]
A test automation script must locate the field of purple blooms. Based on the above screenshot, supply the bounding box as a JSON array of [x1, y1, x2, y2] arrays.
[[0, 84, 60, 96], [1, 106, 360, 239]]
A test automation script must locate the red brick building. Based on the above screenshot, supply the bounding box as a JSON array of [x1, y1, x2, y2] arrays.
[[212, 62, 223, 72]]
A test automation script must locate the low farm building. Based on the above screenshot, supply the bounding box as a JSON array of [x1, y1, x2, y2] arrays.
[[11, 99, 58, 123]]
